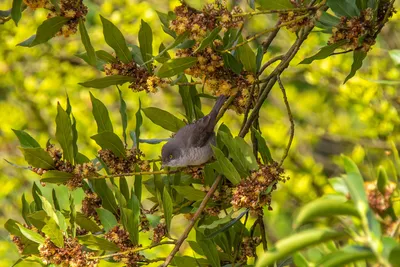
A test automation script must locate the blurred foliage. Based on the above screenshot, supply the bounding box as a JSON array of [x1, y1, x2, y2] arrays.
[[0, 0, 400, 266]]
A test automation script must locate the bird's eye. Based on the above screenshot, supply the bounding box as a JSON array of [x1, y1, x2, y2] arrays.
[[169, 154, 173, 159]]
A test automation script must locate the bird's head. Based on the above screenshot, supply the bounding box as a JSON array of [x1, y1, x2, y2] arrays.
[[161, 140, 185, 167]]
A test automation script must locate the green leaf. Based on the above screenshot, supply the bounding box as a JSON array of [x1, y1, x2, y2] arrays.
[[91, 132, 126, 158], [129, 44, 145, 65], [134, 99, 143, 150], [328, 177, 349, 195], [100, 15, 132, 64], [21, 194, 31, 226], [19, 147, 54, 169], [172, 256, 209, 267], [197, 232, 221, 267], [71, 114, 78, 161], [138, 20, 153, 70], [126, 195, 140, 245], [78, 19, 96, 66], [80, 75, 134, 88], [252, 127, 273, 164], [255, 229, 347, 267], [91, 179, 118, 214], [294, 198, 359, 228], [389, 49, 400, 65], [317, 246, 375, 267], [163, 187, 173, 233], [156, 10, 176, 38], [156, 57, 198, 78], [327, 0, 360, 17], [41, 218, 64, 248], [317, 11, 341, 28], [96, 50, 117, 63], [41, 170, 74, 184], [222, 53, 243, 75], [194, 27, 222, 52], [210, 146, 241, 185], [69, 195, 76, 238], [142, 107, 185, 132], [90, 92, 114, 133], [120, 177, 129, 201], [77, 234, 120, 251], [32, 182, 43, 211], [39, 195, 60, 226], [344, 50, 367, 83], [377, 166, 389, 195], [300, 40, 348, 64], [17, 224, 45, 244], [12, 129, 40, 148], [75, 212, 102, 233], [132, 166, 142, 203], [342, 156, 368, 213], [18, 17, 70, 47], [199, 215, 231, 229], [172, 186, 206, 201], [11, 0, 23, 26], [118, 88, 128, 146], [56, 103, 74, 163], [257, 0, 293, 9], [237, 39, 256, 73], [27, 210, 48, 230], [391, 141, 400, 182], [96, 208, 118, 232]]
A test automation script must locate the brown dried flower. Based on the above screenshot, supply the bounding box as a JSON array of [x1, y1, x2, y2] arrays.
[[364, 181, 396, 215], [98, 148, 149, 175]]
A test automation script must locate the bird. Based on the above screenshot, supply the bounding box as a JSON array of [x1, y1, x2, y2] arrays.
[[161, 95, 228, 167]]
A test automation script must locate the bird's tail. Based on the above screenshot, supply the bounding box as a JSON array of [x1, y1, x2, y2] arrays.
[[206, 95, 227, 131]]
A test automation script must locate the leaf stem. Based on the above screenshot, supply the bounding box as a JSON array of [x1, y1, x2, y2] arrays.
[[161, 175, 223, 267], [230, 5, 323, 18]]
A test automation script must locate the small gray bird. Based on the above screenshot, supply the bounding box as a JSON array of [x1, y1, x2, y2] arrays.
[[161, 95, 227, 167]]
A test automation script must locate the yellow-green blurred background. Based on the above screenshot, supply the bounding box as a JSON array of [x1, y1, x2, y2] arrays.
[[0, 0, 399, 266]]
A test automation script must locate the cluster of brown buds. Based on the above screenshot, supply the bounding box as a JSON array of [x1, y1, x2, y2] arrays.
[[170, 2, 244, 41], [279, 10, 315, 32], [105, 226, 146, 265], [238, 236, 262, 261], [97, 148, 150, 175], [177, 46, 255, 113], [329, 8, 377, 51], [231, 161, 287, 212], [104, 61, 167, 93], [81, 190, 102, 223], [32, 144, 97, 189], [23, 0, 88, 37], [39, 237, 98, 267], [152, 222, 167, 244], [364, 181, 396, 215]]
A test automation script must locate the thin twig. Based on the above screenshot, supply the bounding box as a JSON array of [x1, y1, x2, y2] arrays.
[[89, 241, 175, 260], [258, 55, 284, 75], [262, 21, 281, 53], [241, 82, 257, 130], [87, 170, 178, 179], [223, 13, 310, 52], [229, 5, 322, 18], [161, 175, 223, 267], [277, 75, 294, 168]]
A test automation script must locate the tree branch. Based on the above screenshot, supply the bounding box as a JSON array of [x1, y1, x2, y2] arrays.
[[277, 75, 294, 168], [87, 170, 178, 179], [161, 175, 223, 267]]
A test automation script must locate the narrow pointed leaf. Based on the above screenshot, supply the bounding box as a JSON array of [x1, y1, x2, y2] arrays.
[[21, 194, 31, 226], [19, 147, 54, 169], [42, 218, 64, 248], [11, 0, 23, 26], [300, 40, 348, 64], [210, 146, 241, 185], [377, 166, 389, 195], [17, 224, 45, 244], [12, 129, 40, 148], [18, 17, 70, 47], [222, 53, 243, 75], [90, 92, 113, 133], [194, 27, 222, 52], [138, 20, 153, 70], [344, 50, 367, 84], [56, 103, 74, 163], [96, 208, 118, 232], [142, 107, 185, 132], [80, 75, 134, 88], [237, 40, 256, 73], [118, 88, 128, 146], [100, 15, 132, 64], [77, 234, 120, 251], [163, 187, 173, 232], [78, 19, 96, 66], [172, 186, 206, 201], [252, 127, 273, 164], [91, 132, 126, 158], [156, 57, 198, 78], [41, 170, 74, 184]]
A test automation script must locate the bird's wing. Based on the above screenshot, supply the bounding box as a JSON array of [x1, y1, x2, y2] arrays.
[[174, 115, 214, 148]]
